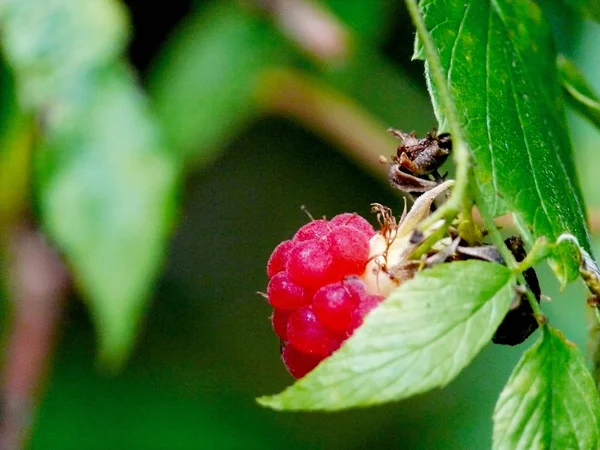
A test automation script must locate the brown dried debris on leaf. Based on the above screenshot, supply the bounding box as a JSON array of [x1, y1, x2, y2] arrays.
[[385, 129, 452, 195]]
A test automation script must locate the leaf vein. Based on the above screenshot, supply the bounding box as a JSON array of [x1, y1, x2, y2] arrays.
[[445, 2, 470, 89], [508, 67, 554, 246], [483, 2, 500, 215]]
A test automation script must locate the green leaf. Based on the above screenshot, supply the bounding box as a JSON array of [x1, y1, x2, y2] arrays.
[[417, 0, 591, 285], [560, 0, 600, 24], [258, 260, 514, 411], [558, 55, 600, 129], [1, 0, 178, 366], [37, 65, 178, 365], [148, 1, 288, 162], [0, 0, 129, 108], [493, 326, 600, 449]]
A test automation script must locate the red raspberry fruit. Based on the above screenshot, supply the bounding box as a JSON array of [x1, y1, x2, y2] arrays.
[[286, 238, 336, 289], [267, 272, 313, 310], [264, 213, 381, 379], [330, 213, 375, 238], [287, 306, 344, 356], [293, 219, 331, 241], [271, 309, 291, 340], [326, 225, 370, 279], [281, 344, 322, 379], [313, 280, 365, 332], [267, 240, 295, 278], [341, 276, 368, 298], [347, 294, 385, 336]]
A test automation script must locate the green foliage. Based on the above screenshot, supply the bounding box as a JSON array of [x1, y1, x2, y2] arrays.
[[2, 0, 600, 447], [323, 0, 398, 42], [561, 0, 600, 23], [0, 0, 128, 108], [259, 261, 514, 410], [36, 66, 178, 365], [558, 55, 600, 129], [493, 326, 600, 449], [417, 0, 590, 285], [149, 2, 289, 162], [259, 1, 600, 446], [0, 0, 178, 366]]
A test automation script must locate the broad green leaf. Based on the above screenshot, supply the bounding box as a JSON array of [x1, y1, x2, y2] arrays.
[[1, 0, 178, 365], [558, 55, 600, 129], [493, 326, 600, 449], [0, 0, 128, 108], [560, 0, 600, 24], [418, 0, 591, 285], [36, 65, 178, 364], [258, 260, 514, 410], [148, 2, 289, 162]]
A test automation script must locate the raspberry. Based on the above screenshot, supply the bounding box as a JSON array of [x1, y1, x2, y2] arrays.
[[330, 213, 375, 238], [326, 225, 370, 278], [267, 272, 313, 310], [287, 306, 344, 356], [281, 344, 323, 379], [271, 309, 291, 340], [294, 219, 331, 241], [267, 240, 295, 278], [287, 238, 337, 289], [342, 276, 368, 297], [346, 294, 385, 336], [264, 212, 383, 378], [313, 280, 365, 332]]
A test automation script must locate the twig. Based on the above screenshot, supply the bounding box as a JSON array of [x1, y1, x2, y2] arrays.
[[0, 223, 69, 450], [257, 67, 397, 180], [248, 0, 350, 62]]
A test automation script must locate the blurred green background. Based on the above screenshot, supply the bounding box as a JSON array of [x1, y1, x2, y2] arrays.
[[1, 0, 599, 448]]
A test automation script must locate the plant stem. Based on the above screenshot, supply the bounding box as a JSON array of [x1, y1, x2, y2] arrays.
[[404, 0, 547, 321], [257, 67, 397, 180], [403, 0, 472, 231], [0, 223, 69, 450], [477, 199, 545, 319]]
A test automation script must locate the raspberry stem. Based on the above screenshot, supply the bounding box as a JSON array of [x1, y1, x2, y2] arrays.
[[404, 0, 473, 239], [410, 221, 450, 260], [406, 0, 548, 326]]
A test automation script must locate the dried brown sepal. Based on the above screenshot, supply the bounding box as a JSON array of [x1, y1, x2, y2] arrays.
[[364, 181, 455, 297], [579, 249, 600, 297], [456, 245, 502, 263], [588, 295, 600, 308], [388, 128, 452, 176], [424, 237, 461, 267], [389, 167, 440, 193], [370, 203, 397, 239]]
